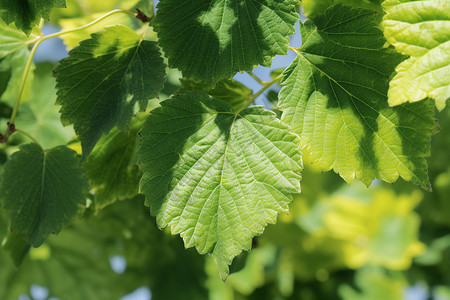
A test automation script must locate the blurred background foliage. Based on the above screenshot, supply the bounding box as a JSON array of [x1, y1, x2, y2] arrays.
[[0, 0, 449, 299]]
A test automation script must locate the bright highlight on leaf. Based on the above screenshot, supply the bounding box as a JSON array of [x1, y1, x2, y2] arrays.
[[280, 5, 436, 189], [0, 20, 35, 106], [138, 92, 303, 279], [0, 0, 66, 35], [152, 0, 299, 85], [323, 189, 425, 270], [382, 0, 450, 110], [0, 143, 88, 247], [55, 25, 166, 157]]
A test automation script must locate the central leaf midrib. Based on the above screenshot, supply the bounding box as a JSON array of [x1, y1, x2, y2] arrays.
[[297, 52, 417, 177]]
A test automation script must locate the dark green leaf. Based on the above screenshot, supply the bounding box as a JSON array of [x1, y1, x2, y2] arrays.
[[2, 231, 31, 266], [153, 0, 299, 85], [55, 25, 166, 157], [0, 0, 65, 35], [1, 143, 88, 246], [84, 114, 145, 210]]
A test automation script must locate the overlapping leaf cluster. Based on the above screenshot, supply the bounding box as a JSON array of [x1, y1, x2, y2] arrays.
[[0, 0, 448, 299]]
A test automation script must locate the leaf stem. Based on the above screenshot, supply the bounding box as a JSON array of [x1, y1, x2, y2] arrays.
[[14, 129, 42, 148], [240, 74, 283, 112], [288, 46, 301, 57], [248, 71, 268, 85], [8, 9, 137, 132]]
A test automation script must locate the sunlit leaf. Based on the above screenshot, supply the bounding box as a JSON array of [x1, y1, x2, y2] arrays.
[[59, 13, 135, 50], [339, 267, 407, 300], [138, 91, 302, 278], [279, 5, 436, 189], [323, 189, 425, 270], [17, 63, 74, 149], [0, 20, 35, 106], [382, 0, 450, 110]]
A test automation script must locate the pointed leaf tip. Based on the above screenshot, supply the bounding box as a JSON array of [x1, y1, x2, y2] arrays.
[[279, 5, 436, 189], [138, 91, 302, 276]]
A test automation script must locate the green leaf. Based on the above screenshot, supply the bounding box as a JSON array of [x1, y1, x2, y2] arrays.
[[382, 0, 450, 110], [179, 78, 253, 112], [301, 0, 383, 16], [17, 63, 74, 149], [0, 0, 65, 35], [58, 12, 136, 50], [279, 5, 436, 189], [0, 196, 207, 300], [84, 114, 144, 210], [0, 143, 88, 246], [0, 20, 35, 106], [2, 231, 31, 266], [152, 0, 299, 85], [339, 267, 407, 300], [138, 91, 303, 279], [55, 25, 166, 157]]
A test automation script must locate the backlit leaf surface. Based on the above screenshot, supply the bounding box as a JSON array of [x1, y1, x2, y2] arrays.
[[138, 91, 303, 278], [382, 0, 450, 110], [152, 0, 299, 85], [0, 20, 35, 106], [55, 25, 166, 157], [279, 5, 436, 189]]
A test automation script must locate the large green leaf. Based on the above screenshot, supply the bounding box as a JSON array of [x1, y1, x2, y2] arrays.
[[382, 0, 450, 110], [0, 0, 65, 35], [0, 20, 35, 106], [279, 5, 436, 189], [84, 114, 144, 210], [0, 143, 88, 246], [152, 0, 299, 85], [55, 25, 166, 157], [138, 91, 303, 278]]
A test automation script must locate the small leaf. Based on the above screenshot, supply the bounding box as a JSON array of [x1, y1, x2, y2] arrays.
[[0, 143, 88, 246], [84, 114, 145, 210], [382, 0, 450, 110], [152, 0, 299, 85], [55, 25, 166, 157], [138, 91, 303, 279], [279, 5, 436, 189], [0, 0, 66, 35]]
